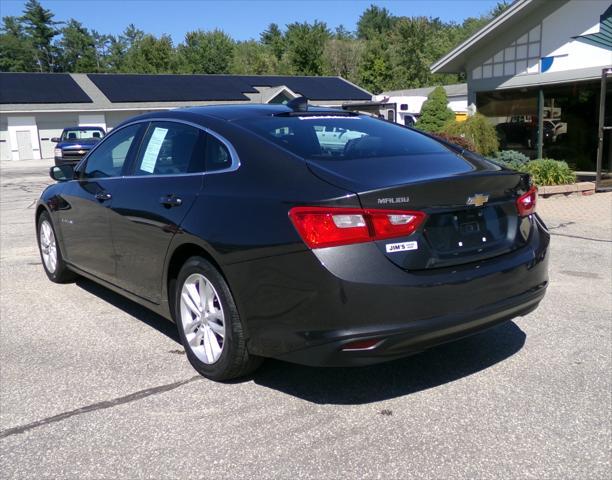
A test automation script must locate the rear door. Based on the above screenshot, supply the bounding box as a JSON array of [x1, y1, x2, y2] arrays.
[[58, 123, 143, 282], [107, 121, 206, 303]]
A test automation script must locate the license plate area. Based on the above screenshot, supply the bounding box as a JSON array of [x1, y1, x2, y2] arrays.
[[424, 206, 510, 254]]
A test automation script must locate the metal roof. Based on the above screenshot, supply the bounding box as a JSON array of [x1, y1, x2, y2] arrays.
[[0, 73, 92, 104], [0, 72, 371, 110], [380, 83, 467, 98]]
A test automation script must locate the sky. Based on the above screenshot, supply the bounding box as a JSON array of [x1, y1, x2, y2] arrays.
[[0, 0, 501, 42]]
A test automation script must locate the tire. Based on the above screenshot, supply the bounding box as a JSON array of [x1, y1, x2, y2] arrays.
[[37, 211, 77, 283], [174, 256, 262, 381]]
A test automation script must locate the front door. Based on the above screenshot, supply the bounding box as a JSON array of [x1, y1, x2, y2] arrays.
[[108, 121, 206, 303], [58, 123, 143, 282], [16, 130, 33, 160]]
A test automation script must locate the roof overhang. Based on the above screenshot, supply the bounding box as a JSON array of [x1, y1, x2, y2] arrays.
[[431, 0, 568, 74]]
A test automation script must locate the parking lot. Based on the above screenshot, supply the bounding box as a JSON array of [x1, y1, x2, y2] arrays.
[[0, 159, 610, 479]]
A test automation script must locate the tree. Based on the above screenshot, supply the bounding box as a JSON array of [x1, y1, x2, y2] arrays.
[[333, 25, 354, 40], [417, 86, 455, 133], [284, 21, 330, 75], [57, 19, 97, 72], [104, 35, 128, 72], [260, 23, 285, 60], [230, 40, 278, 75], [20, 0, 59, 71], [388, 17, 462, 90], [122, 34, 177, 73], [322, 38, 363, 83], [357, 5, 396, 40], [121, 23, 144, 50], [177, 29, 234, 74], [91, 30, 111, 71], [0, 16, 37, 71], [358, 36, 392, 93], [444, 113, 499, 155], [490, 1, 512, 18]]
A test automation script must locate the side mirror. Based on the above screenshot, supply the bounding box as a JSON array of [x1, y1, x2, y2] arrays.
[[49, 165, 74, 182], [51, 137, 60, 143]]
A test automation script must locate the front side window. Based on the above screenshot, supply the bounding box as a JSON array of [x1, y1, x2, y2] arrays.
[[133, 122, 204, 176], [83, 124, 140, 178]]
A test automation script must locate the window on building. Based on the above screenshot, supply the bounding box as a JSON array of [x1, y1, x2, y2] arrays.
[[472, 24, 542, 80]]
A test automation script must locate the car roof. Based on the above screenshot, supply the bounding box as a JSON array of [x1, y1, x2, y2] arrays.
[[63, 126, 105, 130], [183, 104, 349, 120], [118, 104, 351, 126]]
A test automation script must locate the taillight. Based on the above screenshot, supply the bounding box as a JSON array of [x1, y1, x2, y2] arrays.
[[366, 209, 425, 240], [516, 186, 537, 216], [289, 206, 426, 249]]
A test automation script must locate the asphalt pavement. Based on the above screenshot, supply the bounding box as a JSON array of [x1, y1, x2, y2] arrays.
[[1, 159, 610, 479]]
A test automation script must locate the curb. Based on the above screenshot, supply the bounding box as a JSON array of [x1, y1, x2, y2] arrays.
[[538, 182, 595, 197]]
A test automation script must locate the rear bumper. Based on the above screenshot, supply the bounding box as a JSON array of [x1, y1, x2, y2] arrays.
[[275, 282, 545, 366], [224, 215, 549, 366]]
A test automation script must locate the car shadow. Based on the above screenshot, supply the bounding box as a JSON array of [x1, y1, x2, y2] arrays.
[[251, 321, 526, 405], [75, 278, 181, 344], [75, 277, 525, 405]]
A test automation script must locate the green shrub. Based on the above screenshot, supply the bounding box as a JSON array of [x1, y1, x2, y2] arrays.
[[443, 113, 499, 156], [430, 132, 476, 152], [523, 159, 575, 186], [492, 150, 530, 170], [417, 86, 455, 133]]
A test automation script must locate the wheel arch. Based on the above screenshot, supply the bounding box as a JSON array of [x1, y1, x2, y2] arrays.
[[35, 203, 49, 224], [164, 242, 246, 331]]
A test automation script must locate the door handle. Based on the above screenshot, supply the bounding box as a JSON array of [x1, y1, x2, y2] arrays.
[[160, 195, 183, 208], [95, 191, 112, 202]]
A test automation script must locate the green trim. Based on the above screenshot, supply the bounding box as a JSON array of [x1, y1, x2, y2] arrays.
[[574, 5, 612, 50]]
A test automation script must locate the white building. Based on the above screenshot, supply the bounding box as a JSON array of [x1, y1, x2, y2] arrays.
[[0, 73, 371, 161], [432, 0, 611, 186]]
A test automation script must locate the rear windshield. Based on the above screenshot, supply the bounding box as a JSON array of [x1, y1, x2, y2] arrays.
[[62, 128, 104, 140], [235, 114, 449, 160]]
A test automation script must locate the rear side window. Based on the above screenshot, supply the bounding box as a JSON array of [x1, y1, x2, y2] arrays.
[[133, 122, 204, 176], [235, 114, 449, 161], [83, 124, 140, 178], [205, 134, 232, 172]]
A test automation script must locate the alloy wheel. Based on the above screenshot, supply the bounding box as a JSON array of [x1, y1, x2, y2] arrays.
[[39, 220, 57, 274], [179, 273, 226, 364]]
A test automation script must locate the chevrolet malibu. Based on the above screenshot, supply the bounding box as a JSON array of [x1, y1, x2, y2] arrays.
[[36, 101, 549, 381]]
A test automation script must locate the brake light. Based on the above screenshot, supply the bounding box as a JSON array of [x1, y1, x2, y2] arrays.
[[516, 186, 537, 216], [289, 206, 426, 249], [366, 209, 424, 240]]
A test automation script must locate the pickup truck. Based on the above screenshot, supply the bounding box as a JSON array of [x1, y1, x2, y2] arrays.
[[52, 126, 105, 166]]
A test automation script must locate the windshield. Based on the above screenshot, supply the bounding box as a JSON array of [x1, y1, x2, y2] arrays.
[[62, 128, 104, 141], [235, 114, 449, 161]]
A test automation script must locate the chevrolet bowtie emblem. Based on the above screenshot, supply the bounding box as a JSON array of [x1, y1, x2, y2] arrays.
[[466, 193, 489, 207], [78, 150, 85, 155]]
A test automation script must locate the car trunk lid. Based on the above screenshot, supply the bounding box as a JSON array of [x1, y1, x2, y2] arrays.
[[307, 153, 532, 270]]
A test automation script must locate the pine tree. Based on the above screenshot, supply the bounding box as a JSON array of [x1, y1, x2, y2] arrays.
[[20, 0, 59, 71], [417, 86, 455, 133], [0, 16, 37, 71]]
